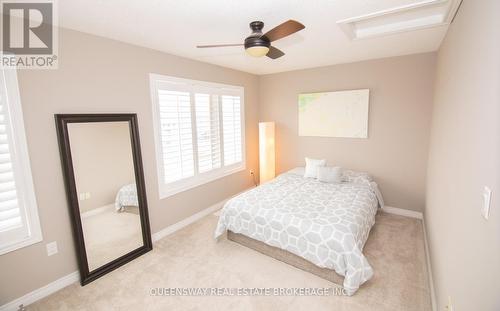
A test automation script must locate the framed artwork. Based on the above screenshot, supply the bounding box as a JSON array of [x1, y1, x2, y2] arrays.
[[298, 89, 369, 138]]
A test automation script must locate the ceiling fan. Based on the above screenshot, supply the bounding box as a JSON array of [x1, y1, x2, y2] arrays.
[[196, 20, 305, 59]]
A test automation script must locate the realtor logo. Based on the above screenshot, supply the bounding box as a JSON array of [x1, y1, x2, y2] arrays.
[[0, 0, 58, 69], [2, 2, 53, 54]]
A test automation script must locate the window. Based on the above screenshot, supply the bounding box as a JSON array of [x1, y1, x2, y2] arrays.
[[150, 74, 245, 198], [0, 66, 42, 255]]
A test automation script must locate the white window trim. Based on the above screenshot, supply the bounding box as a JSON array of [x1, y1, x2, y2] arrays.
[[149, 74, 246, 199], [0, 65, 42, 255]]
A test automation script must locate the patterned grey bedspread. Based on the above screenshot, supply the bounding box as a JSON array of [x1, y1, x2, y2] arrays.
[[214, 171, 380, 295]]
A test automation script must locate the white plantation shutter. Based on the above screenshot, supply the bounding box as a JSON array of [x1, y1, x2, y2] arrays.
[[0, 66, 42, 255], [0, 106, 21, 232], [151, 74, 245, 198], [157, 90, 194, 183], [222, 95, 242, 165], [195, 93, 221, 173]]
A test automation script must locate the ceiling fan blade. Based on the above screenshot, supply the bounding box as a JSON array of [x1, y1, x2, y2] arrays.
[[196, 44, 243, 48], [266, 46, 285, 59], [262, 20, 305, 42]]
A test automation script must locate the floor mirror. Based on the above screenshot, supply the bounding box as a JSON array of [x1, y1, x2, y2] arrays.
[[55, 114, 152, 285]]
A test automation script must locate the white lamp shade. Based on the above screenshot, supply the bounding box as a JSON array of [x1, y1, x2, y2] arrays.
[[259, 122, 275, 183]]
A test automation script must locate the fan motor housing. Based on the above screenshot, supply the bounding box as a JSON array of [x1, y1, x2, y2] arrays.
[[244, 36, 270, 50], [245, 21, 270, 50]]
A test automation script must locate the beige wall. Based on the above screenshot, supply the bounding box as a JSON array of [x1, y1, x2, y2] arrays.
[[258, 53, 436, 212], [68, 122, 135, 213], [425, 1, 500, 310], [0, 28, 259, 304]]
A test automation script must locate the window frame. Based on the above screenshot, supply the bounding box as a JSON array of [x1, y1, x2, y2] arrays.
[[0, 65, 42, 255], [149, 74, 246, 199]]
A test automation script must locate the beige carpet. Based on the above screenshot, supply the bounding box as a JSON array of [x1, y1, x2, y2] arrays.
[[81, 205, 143, 271], [30, 212, 432, 311]]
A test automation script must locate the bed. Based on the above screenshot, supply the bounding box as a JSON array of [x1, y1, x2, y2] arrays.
[[114, 183, 139, 211], [214, 168, 383, 295]]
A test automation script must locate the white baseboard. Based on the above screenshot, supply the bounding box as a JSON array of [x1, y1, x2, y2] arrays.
[[422, 216, 437, 311], [152, 189, 249, 242], [0, 190, 248, 311], [152, 200, 224, 242], [80, 204, 114, 219], [0, 271, 80, 311], [381, 206, 423, 219]]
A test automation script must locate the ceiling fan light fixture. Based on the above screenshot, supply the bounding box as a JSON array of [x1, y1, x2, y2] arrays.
[[246, 46, 270, 57], [196, 19, 305, 60]]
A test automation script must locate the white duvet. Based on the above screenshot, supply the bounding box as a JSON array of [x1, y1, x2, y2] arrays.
[[214, 170, 381, 295]]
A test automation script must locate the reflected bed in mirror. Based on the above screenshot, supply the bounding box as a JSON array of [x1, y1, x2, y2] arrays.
[[56, 114, 152, 285]]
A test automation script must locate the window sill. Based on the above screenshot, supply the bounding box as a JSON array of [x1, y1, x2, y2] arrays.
[[0, 233, 43, 256]]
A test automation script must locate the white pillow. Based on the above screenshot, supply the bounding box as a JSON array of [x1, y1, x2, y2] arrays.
[[304, 157, 326, 178], [317, 166, 343, 183]]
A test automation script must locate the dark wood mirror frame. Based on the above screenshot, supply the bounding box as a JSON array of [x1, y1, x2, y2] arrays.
[[55, 113, 152, 285]]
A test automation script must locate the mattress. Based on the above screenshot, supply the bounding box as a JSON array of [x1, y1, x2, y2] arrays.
[[214, 170, 380, 295]]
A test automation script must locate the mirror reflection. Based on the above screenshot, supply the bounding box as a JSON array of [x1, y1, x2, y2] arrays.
[[67, 121, 143, 271]]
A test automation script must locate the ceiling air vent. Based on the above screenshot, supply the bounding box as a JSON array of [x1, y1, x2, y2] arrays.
[[337, 0, 462, 40]]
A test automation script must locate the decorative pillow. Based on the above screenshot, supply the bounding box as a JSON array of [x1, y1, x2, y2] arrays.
[[304, 157, 326, 178], [317, 166, 343, 183]]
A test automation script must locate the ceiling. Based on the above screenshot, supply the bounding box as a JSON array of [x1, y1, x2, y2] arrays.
[[59, 0, 451, 75]]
